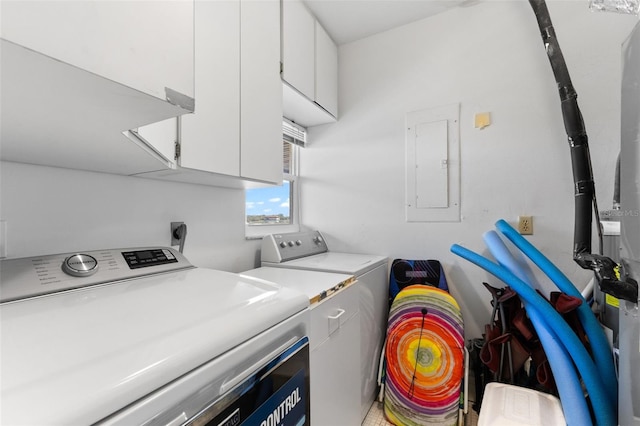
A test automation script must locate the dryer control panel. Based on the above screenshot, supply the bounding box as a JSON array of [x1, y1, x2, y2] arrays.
[[0, 247, 192, 303], [261, 231, 328, 263]]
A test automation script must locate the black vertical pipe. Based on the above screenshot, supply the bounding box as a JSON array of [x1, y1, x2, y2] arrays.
[[528, 0, 594, 259], [527, 0, 638, 302], [614, 154, 621, 207]]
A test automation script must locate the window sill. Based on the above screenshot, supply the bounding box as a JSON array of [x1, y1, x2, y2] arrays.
[[245, 223, 300, 240]]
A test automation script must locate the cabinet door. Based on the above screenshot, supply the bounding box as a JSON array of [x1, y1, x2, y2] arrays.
[[315, 22, 338, 117], [240, 0, 283, 184], [310, 312, 361, 426], [135, 118, 179, 167], [282, 0, 315, 100], [1, 0, 194, 108], [357, 265, 389, 420], [180, 0, 241, 176], [308, 283, 361, 425]]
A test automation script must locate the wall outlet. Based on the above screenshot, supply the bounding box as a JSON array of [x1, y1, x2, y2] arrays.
[[171, 222, 184, 246], [518, 216, 533, 235]]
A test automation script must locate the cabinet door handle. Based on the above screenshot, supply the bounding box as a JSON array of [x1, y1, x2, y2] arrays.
[[328, 309, 345, 335], [165, 412, 188, 426], [328, 309, 345, 320]]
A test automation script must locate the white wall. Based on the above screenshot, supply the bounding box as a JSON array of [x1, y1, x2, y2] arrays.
[[300, 1, 638, 339], [0, 161, 261, 272]]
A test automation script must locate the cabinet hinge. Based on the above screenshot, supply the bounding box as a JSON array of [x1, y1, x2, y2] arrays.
[[280, 61, 283, 75], [174, 141, 181, 161]]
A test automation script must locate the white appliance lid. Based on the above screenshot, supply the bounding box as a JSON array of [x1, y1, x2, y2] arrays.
[[241, 267, 355, 303], [266, 252, 388, 275], [1, 267, 308, 426]]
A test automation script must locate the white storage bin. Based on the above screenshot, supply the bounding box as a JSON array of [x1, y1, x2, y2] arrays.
[[478, 383, 565, 426]]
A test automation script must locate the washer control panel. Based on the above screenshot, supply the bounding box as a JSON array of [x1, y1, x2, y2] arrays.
[[122, 248, 178, 269], [261, 230, 328, 263], [0, 247, 191, 303]]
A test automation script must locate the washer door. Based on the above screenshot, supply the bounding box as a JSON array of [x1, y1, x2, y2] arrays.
[[185, 337, 310, 426]]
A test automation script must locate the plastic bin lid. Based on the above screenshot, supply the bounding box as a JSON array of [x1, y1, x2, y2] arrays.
[[478, 383, 565, 426]]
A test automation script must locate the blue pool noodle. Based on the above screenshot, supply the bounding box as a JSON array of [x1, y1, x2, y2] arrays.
[[495, 219, 618, 404], [450, 243, 616, 426], [483, 230, 592, 426]]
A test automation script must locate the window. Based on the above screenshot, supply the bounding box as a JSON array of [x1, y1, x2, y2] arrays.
[[246, 179, 293, 225], [245, 120, 305, 237]]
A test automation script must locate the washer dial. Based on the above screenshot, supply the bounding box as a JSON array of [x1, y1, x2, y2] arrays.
[[62, 254, 98, 277]]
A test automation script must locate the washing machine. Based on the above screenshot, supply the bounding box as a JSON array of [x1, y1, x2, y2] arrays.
[[0, 247, 310, 425], [260, 231, 389, 421]]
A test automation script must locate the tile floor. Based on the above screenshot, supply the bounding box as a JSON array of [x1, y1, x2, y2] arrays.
[[362, 401, 479, 426], [362, 402, 390, 426], [362, 368, 480, 426]]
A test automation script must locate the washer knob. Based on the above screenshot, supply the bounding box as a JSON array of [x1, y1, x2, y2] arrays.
[[296, 240, 302, 246], [62, 254, 98, 277], [288, 241, 295, 247], [279, 242, 287, 248]]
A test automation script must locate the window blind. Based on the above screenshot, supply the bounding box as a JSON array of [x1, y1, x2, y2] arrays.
[[283, 118, 306, 147]]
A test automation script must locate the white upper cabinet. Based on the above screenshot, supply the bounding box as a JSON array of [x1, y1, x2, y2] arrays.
[[239, 0, 283, 183], [0, 0, 194, 175], [282, 0, 338, 127], [315, 22, 339, 118], [180, 0, 241, 177], [1, 0, 194, 109], [282, 0, 316, 100], [135, 0, 283, 187]]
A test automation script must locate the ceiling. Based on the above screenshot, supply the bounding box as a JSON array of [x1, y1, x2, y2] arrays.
[[302, 0, 471, 45]]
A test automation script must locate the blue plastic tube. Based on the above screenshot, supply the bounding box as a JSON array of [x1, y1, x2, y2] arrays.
[[483, 231, 592, 426], [526, 307, 592, 425], [450, 244, 616, 426], [495, 219, 618, 404], [481, 230, 543, 302]]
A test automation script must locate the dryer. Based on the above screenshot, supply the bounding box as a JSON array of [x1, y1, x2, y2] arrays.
[[261, 230, 389, 421], [0, 247, 310, 425]]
